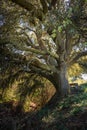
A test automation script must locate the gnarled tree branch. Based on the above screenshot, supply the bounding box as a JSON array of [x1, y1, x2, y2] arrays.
[[11, 0, 34, 11], [10, 0, 45, 20], [69, 51, 87, 65]]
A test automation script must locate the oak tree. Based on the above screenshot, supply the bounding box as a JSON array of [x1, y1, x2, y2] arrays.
[[0, 0, 87, 97]]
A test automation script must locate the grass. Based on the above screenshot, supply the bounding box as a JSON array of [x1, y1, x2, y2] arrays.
[[41, 83, 87, 130]]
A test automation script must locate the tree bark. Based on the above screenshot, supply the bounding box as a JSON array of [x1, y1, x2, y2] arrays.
[[51, 62, 70, 97]]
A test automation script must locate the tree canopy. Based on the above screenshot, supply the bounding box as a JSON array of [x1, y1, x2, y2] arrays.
[[0, 0, 87, 96]]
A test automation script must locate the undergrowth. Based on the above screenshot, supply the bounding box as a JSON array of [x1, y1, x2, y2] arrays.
[[41, 83, 87, 130]]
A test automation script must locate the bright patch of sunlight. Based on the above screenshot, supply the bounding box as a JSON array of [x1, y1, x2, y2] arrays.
[[82, 74, 87, 80]]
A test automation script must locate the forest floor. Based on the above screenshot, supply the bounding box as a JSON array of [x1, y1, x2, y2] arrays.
[[0, 83, 87, 130]]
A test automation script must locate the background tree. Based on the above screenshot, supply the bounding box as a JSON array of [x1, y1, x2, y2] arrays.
[[0, 0, 87, 98]]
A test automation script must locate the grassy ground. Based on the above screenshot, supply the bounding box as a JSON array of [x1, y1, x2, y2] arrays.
[[0, 83, 87, 130], [39, 83, 87, 130]]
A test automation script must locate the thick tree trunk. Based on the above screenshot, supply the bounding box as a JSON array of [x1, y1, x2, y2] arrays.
[[51, 62, 70, 97]]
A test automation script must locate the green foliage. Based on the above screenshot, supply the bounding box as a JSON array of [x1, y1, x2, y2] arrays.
[[62, 19, 72, 27], [42, 84, 87, 122], [51, 29, 57, 38], [56, 124, 68, 130], [41, 86, 87, 129], [70, 106, 82, 115], [58, 26, 63, 32], [68, 63, 83, 77], [81, 83, 87, 92]]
